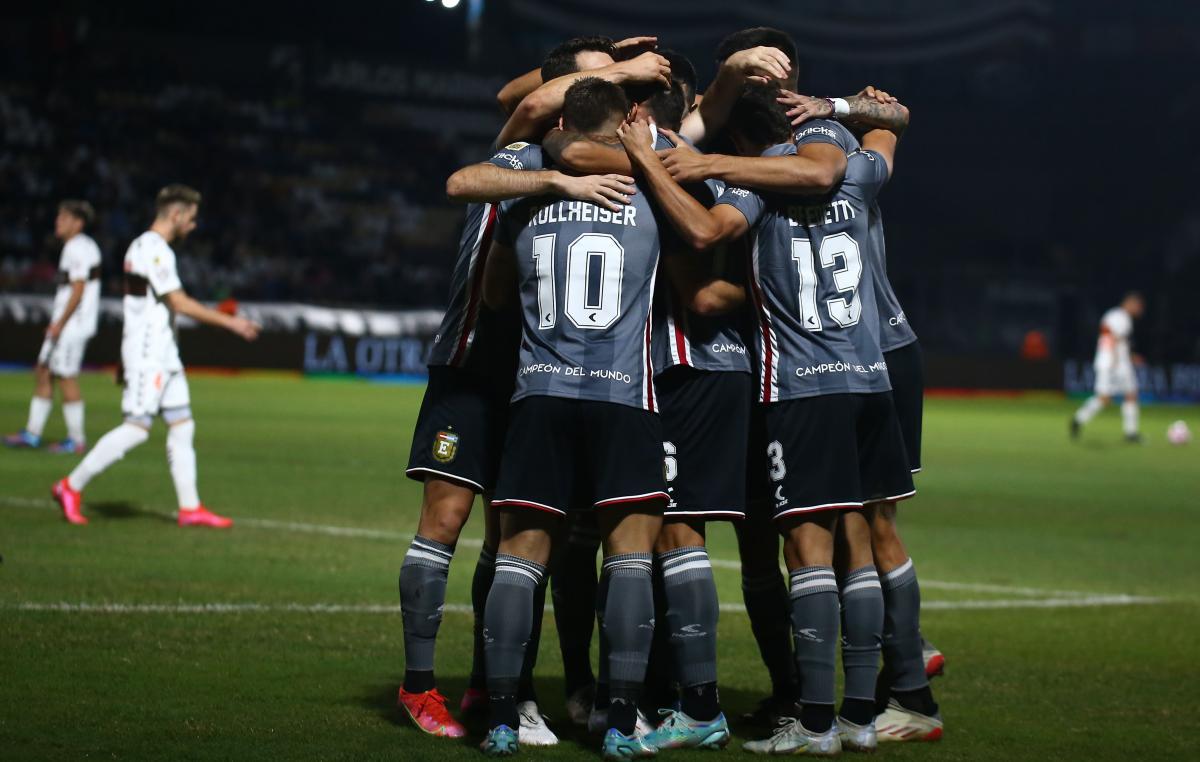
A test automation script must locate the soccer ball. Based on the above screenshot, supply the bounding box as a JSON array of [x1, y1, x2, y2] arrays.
[[1166, 420, 1192, 446]]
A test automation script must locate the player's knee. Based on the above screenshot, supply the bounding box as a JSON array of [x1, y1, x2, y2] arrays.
[[496, 510, 555, 565], [417, 479, 476, 543], [782, 514, 836, 568], [655, 519, 704, 553], [601, 507, 662, 556]]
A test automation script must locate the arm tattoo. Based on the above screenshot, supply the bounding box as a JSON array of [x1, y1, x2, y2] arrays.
[[843, 95, 909, 132]]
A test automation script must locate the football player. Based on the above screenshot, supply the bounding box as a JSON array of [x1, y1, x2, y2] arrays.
[[6, 200, 102, 454], [1071, 292, 1146, 443]]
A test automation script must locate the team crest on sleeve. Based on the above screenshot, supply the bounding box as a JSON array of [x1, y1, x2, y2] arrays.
[[504, 142, 530, 151], [432, 429, 460, 463]]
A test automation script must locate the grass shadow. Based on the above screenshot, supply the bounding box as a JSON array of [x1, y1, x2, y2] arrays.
[[88, 501, 175, 523]]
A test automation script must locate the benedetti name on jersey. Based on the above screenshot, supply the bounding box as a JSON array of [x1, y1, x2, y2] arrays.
[[785, 199, 857, 228], [526, 200, 638, 228]]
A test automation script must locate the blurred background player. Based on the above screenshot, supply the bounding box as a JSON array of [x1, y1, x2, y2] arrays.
[[50, 185, 259, 527], [1071, 292, 1146, 442], [5, 200, 102, 454]]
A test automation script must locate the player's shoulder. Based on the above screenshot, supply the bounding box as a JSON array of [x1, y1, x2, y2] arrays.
[[793, 119, 859, 152], [68, 233, 101, 260], [491, 141, 544, 170]]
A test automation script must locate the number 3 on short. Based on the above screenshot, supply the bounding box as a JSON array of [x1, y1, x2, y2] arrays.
[[532, 233, 625, 330], [791, 232, 862, 330]]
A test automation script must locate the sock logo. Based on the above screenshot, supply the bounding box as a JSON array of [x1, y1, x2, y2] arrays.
[[797, 628, 824, 643], [432, 430, 459, 463], [675, 623, 707, 638]]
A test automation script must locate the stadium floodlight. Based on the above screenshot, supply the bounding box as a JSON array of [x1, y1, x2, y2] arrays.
[[441, 0, 461, 8]]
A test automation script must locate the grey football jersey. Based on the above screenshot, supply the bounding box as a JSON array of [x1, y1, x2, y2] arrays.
[[650, 133, 751, 375], [717, 143, 891, 401], [494, 181, 664, 411], [795, 120, 917, 351], [426, 143, 544, 375]]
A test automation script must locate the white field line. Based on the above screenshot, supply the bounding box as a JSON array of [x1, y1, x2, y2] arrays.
[[0, 495, 1116, 600], [3, 594, 1164, 617]]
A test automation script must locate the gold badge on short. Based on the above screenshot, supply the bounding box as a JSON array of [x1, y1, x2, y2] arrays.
[[432, 430, 460, 463]]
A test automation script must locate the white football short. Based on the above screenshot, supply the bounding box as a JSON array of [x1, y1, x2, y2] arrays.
[[122, 366, 191, 418], [1094, 361, 1136, 397], [37, 332, 91, 378]]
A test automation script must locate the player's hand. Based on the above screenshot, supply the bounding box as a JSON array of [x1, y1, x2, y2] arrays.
[[45, 322, 63, 340], [723, 46, 790, 83], [858, 85, 897, 104], [616, 120, 657, 163], [556, 172, 637, 212], [615, 51, 671, 88], [777, 90, 833, 126], [658, 128, 697, 154], [657, 146, 714, 183], [614, 36, 658, 60], [229, 316, 260, 342]]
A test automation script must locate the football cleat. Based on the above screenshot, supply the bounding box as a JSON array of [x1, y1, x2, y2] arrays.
[[642, 709, 730, 751], [177, 506, 233, 528], [565, 683, 596, 726], [601, 728, 657, 759], [51, 478, 87, 525], [398, 687, 466, 738], [743, 718, 842, 756], [874, 699, 943, 743], [837, 716, 877, 753], [1124, 432, 1143, 444], [518, 701, 559, 746], [922, 637, 945, 678], [740, 695, 802, 728], [48, 438, 86, 455], [480, 724, 518, 756], [1069, 418, 1081, 440], [460, 686, 487, 716], [588, 706, 654, 737], [4, 430, 41, 448]]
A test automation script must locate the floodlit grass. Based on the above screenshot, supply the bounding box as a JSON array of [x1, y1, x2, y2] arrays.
[[1, 371, 1198, 760]]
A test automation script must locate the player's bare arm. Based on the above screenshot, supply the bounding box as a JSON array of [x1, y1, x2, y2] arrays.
[[163, 290, 260, 341], [861, 128, 900, 178], [660, 139, 845, 196], [663, 252, 746, 316], [495, 36, 658, 115], [481, 241, 516, 311], [618, 120, 748, 250], [679, 46, 791, 145], [543, 128, 637, 177], [45, 280, 85, 340], [494, 51, 670, 148], [445, 162, 635, 212], [779, 85, 910, 131]]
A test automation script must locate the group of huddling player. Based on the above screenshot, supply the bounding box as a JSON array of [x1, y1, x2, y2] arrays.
[[398, 27, 944, 759]]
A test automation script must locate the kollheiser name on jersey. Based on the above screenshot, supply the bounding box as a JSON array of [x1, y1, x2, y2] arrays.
[[796, 360, 888, 378], [785, 198, 858, 229], [526, 199, 638, 228], [520, 362, 633, 384]]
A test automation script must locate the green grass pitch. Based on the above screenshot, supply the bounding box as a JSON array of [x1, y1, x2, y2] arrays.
[[1, 371, 1197, 760]]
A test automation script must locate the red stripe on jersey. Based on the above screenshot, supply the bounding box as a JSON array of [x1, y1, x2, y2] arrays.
[[672, 306, 690, 367], [644, 311, 656, 411], [449, 203, 499, 367], [747, 242, 774, 403]]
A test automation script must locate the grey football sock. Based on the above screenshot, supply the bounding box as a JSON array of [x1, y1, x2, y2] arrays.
[[881, 558, 929, 692], [840, 565, 883, 703], [399, 536, 454, 692], [603, 552, 655, 734], [659, 547, 719, 690], [485, 553, 545, 730], [468, 546, 495, 690], [789, 566, 839, 711]]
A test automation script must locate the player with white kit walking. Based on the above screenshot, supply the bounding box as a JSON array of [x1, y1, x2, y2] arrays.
[[1071, 292, 1145, 443], [5, 200, 102, 454], [51, 185, 260, 527]]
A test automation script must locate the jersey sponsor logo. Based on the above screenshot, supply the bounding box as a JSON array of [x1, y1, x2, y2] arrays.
[[492, 152, 524, 169], [726, 187, 750, 198], [795, 125, 837, 140], [432, 429, 460, 463]]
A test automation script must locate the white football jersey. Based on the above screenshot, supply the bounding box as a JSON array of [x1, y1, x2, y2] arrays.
[[122, 230, 184, 370], [53, 233, 102, 336], [1095, 307, 1133, 369]]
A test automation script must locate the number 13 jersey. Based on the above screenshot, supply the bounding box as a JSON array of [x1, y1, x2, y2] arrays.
[[716, 143, 892, 402], [493, 185, 663, 412]]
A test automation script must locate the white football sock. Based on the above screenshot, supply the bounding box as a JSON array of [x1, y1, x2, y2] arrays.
[[26, 396, 52, 437], [68, 423, 149, 491], [167, 420, 201, 510], [62, 401, 85, 443], [1121, 400, 1139, 435], [1074, 396, 1103, 424]]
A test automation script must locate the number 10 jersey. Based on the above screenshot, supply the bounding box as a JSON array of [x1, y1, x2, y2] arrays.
[[716, 143, 892, 402], [493, 185, 663, 411]]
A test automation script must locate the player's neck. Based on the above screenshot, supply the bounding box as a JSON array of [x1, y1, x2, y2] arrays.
[[149, 219, 175, 243]]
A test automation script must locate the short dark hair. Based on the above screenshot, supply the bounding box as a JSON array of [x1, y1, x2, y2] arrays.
[[626, 79, 687, 132], [659, 49, 698, 107], [727, 82, 792, 149], [156, 184, 201, 213], [59, 199, 95, 226], [541, 36, 616, 81], [562, 77, 630, 134], [715, 27, 797, 71]]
